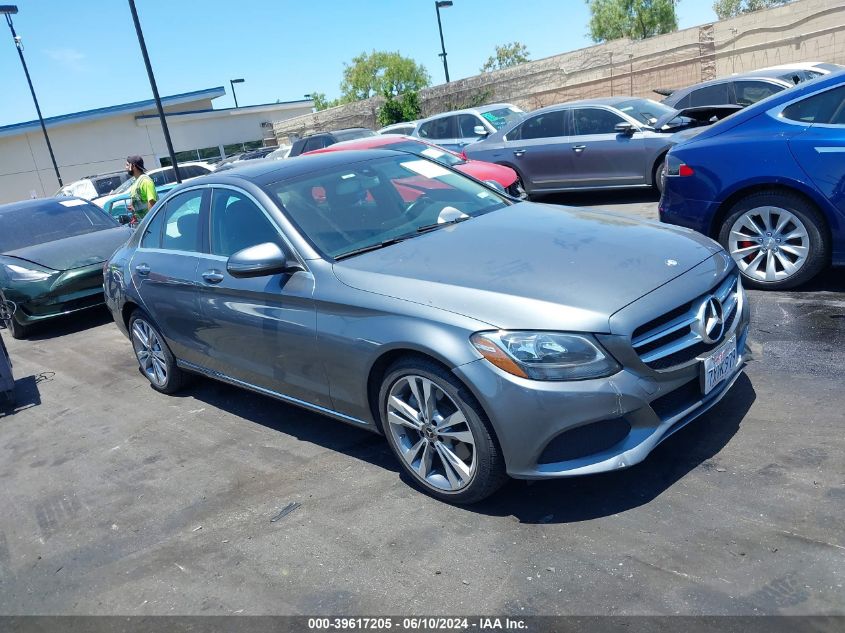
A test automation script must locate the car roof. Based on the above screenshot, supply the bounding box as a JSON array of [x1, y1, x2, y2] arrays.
[[180, 149, 406, 187], [525, 96, 654, 115], [418, 103, 517, 122], [309, 135, 411, 152]]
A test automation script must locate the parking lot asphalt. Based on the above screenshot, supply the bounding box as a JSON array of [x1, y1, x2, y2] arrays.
[[0, 194, 843, 616]]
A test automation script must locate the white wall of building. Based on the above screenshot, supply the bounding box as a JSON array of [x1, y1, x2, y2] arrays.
[[0, 101, 312, 204]]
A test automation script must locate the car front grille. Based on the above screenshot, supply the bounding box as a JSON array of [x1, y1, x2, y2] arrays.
[[631, 273, 741, 371]]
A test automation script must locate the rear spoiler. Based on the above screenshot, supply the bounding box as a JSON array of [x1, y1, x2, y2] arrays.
[[653, 88, 675, 97], [654, 104, 744, 130]]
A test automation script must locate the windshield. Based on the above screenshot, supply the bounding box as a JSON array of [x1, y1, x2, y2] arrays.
[[384, 140, 464, 167], [267, 155, 510, 259], [0, 199, 117, 252], [479, 106, 524, 130], [616, 98, 677, 126]]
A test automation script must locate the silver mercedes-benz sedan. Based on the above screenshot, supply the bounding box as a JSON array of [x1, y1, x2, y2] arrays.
[[104, 150, 750, 503]]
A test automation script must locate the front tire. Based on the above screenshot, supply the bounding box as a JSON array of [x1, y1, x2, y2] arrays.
[[128, 309, 187, 394], [7, 316, 29, 340], [654, 157, 667, 195], [378, 358, 507, 504], [718, 191, 829, 290]]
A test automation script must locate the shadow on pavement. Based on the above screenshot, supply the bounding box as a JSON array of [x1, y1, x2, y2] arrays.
[[173, 365, 755, 523], [0, 375, 42, 418], [175, 376, 398, 473], [23, 306, 113, 341]]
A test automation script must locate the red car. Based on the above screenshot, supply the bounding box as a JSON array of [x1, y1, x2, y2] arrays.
[[305, 135, 525, 198]]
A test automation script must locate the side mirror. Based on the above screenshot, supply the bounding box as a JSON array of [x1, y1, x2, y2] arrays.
[[117, 214, 132, 225], [227, 242, 303, 278], [615, 122, 635, 136], [473, 125, 488, 137]]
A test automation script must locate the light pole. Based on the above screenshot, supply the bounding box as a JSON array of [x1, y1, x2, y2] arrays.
[[230, 78, 244, 108], [435, 0, 452, 83], [127, 0, 180, 182], [1, 5, 63, 188]]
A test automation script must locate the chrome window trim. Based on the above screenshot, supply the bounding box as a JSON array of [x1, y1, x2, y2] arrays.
[[768, 82, 845, 128]]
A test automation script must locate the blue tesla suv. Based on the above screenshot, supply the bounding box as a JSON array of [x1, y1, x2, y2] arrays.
[[660, 70, 845, 289]]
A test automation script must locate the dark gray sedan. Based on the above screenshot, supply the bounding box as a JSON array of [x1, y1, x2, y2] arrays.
[[464, 97, 691, 197], [104, 151, 750, 503]]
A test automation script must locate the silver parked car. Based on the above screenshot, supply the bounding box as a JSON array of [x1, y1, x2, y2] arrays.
[[413, 103, 524, 152], [104, 150, 750, 503], [464, 97, 699, 197]]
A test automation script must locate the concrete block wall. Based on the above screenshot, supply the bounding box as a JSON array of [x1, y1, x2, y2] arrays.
[[273, 0, 845, 143]]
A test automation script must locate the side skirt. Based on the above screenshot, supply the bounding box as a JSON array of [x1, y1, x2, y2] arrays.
[[176, 359, 376, 432]]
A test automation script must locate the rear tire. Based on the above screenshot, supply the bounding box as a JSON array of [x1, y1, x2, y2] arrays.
[[378, 357, 507, 504], [128, 309, 188, 394], [653, 156, 667, 195], [718, 191, 829, 290]]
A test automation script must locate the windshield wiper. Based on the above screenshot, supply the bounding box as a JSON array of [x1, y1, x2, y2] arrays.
[[334, 234, 417, 260], [415, 215, 472, 233]]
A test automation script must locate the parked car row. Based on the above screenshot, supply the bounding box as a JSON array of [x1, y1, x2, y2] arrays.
[[3, 62, 843, 504]]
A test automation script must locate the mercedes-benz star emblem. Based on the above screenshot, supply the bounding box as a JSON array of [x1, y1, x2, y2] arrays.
[[696, 295, 725, 345]]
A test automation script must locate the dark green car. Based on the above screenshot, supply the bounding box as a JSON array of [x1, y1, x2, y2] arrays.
[[0, 197, 132, 339]]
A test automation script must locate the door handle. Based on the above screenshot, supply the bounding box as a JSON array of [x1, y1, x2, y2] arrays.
[[135, 263, 150, 276], [202, 270, 225, 284], [572, 145, 586, 152], [513, 149, 527, 157]]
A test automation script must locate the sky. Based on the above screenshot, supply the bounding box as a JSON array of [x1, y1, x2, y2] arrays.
[[0, 0, 718, 127]]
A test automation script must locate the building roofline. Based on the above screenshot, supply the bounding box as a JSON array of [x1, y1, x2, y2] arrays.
[[0, 86, 227, 138], [133, 99, 314, 123]]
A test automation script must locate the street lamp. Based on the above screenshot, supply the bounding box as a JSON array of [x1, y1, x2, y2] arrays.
[[230, 78, 245, 108], [127, 0, 180, 182], [435, 0, 452, 83], [1, 4, 64, 188]]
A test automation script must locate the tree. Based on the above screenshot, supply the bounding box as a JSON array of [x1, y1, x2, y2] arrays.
[[480, 42, 531, 72], [309, 91, 339, 111], [339, 51, 430, 102], [712, 0, 791, 19], [377, 91, 422, 127], [587, 0, 678, 42]]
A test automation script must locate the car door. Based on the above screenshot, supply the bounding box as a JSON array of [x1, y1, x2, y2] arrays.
[[418, 116, 459, 151], [501, 109, 572, 191], [129, 187, 208, 364], [569, 107, 647, 188], [784, 85, 845, 220], [192, 186, 330, 406]]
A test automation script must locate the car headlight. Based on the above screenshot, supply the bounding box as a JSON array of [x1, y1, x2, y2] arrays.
[[470, 331, 621, 381], [2, 263, 55, 283]]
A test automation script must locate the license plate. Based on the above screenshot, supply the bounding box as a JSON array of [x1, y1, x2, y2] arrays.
[[701, 335, 737, 395]]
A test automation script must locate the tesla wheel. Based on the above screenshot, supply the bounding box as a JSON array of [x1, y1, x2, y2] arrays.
[[718, 191, 829, 290], [379, 358, 507, 504], [129, 310, 187, 394]]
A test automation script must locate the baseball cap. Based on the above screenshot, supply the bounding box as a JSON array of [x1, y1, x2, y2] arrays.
[[126, 155, 146, 172]]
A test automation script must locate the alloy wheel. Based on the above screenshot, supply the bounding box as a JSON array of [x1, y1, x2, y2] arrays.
[[131, 319, 168, 387], [386, 375, 477, 492], [728, 206, 809, 283]]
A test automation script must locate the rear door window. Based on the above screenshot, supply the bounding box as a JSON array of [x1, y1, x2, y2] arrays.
[[418, 116, 456, 140], [160, 189, 204, 252], [688, 82, 730, 107], [782, 86, 845, 124], [510, 110, 566, 140]]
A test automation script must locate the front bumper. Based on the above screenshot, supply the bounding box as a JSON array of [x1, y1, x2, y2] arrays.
[[454, 298, 750, 480], [6, 264, 107, 326]]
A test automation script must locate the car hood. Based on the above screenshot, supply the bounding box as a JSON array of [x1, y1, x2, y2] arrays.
[[332, 203, 722, 332], [3, 226, 132, 271]]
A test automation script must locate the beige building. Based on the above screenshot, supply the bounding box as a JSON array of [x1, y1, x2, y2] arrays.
[[0, 86, 313, 204]]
